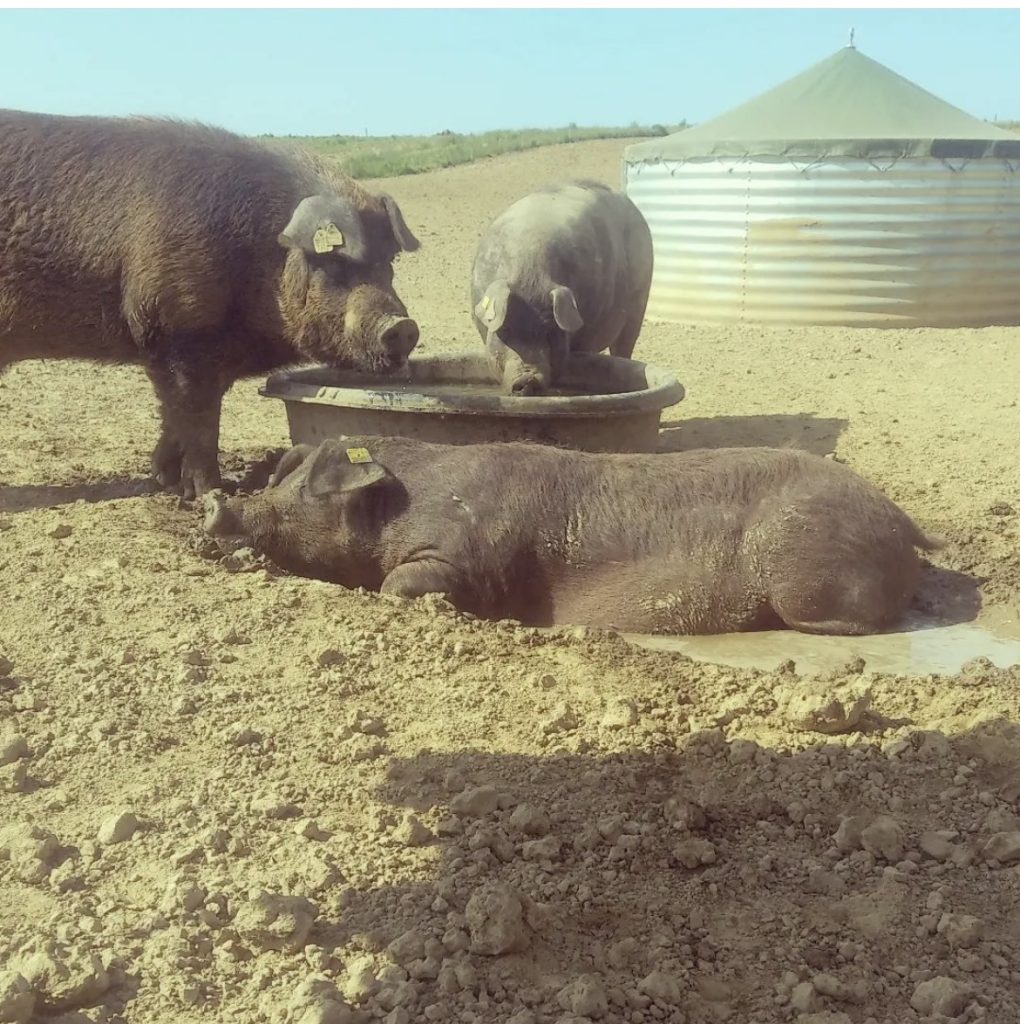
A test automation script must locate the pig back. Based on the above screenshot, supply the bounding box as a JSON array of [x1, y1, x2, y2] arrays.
[[0, 110, 304, 288], [359, 438, 789, 569], [473, 183, 645, 349]]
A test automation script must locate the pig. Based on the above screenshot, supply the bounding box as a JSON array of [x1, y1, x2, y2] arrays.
[[470, 180, 654, 395], [0, 109, 421, 499], [203, 437, 940, 636]]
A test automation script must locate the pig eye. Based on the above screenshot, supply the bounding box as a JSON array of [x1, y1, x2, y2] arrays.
[[354, 261, 395, 288]]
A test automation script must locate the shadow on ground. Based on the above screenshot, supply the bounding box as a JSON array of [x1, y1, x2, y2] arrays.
[[0, 476, 161, 514], [912, 563, 984, 626], [309, 712, 1020, 1021], [0, 448, 287, 514], [659, 414, 848, 457]]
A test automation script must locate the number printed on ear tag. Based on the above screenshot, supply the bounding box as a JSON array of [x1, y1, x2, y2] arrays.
[[322, 222, 345, 247], [346, 447, 373, 464], [313, 222, 345, 254]]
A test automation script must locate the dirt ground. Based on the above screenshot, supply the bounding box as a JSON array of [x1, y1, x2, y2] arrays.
[[1, 139, 1020, 1024]]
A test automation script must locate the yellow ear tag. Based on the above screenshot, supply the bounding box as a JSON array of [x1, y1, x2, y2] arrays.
[[313, 223, 344, 254], [346, 447, 373, 465], [481, 295, 491, 309]]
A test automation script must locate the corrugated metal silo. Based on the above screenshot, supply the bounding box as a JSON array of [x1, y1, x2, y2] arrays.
[[623, 46, 1020, 327]]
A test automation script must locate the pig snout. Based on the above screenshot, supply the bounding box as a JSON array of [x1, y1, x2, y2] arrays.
[[203, 489, 243, 537], [202, 490, 258, 555], [342, 297, 420, 372], [378, 315, 420, 364], [501, 351, 551, 396], [509, 372, 545, 396]]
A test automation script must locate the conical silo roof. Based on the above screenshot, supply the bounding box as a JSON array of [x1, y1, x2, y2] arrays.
[[625, 45, 1020, 162]]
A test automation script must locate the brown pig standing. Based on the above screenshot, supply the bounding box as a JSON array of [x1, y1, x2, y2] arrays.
[[203, 436, 940, 636], [0, 110, 421, 498]]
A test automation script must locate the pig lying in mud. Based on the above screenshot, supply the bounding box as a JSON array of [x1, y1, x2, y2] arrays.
[[203, 437, 939, 636], [0, 110, 421, 499], [471, 181, 653, 394]]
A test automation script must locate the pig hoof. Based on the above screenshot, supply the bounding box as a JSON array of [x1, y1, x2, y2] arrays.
[[153, 464, 182, 490], [151, 437, 183, 489], [180, 462, 223, 502], [509, 374, 544, 396]]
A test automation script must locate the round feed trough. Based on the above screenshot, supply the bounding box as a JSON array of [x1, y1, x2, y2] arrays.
[[260, 352, 684, 453]]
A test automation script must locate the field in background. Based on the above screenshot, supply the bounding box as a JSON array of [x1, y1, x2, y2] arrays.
[[264, 119, 1019, 178], [260, 122, 684, 178]]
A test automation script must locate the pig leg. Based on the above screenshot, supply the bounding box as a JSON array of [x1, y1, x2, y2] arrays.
[[608, 309, 646, 360], [380, 560, 467, 607], [144, 356, 227, 500], [148, 427, 184, 490], [771, 596, 878, 636], [768, 565, 911, 636], [761, 502, 920, 635]]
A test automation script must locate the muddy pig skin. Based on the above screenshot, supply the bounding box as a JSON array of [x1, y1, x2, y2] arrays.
[[0, 110, 421, 498], [471, 180, 653, 395], [204, 437, 941, 636]]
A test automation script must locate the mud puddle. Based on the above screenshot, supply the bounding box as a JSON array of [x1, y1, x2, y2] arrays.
[[623, 607, 1020, 676]]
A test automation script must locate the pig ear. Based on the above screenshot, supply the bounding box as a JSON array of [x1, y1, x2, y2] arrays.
[[278, 194, 367, 261], [379, 194, 420, 253], [474, 279, 511, 333], [551, 286, 584, 333], [269, 444, 316, 488], [303, 442, 392, 499]]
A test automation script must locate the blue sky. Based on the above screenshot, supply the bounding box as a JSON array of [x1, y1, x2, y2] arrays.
[[1, 9, 1017, 136]]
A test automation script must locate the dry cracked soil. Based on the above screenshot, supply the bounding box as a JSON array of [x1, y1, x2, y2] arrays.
[[1, 138, 1020, 1024]]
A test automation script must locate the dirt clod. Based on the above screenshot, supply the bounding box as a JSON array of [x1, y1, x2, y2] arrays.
[[465, 884, 538, 955], [0, 734, 29, 766], [780, 680, 873, 734], [0, 972, 34, 1024], [909, 976, 975, 1017], [0, 824, 63, 883], [508, 803, 550, 836], [283, 978, 359, 1024], [638, 970, 683, 1005], [234, 892, 317, 953], [558, 974, 608, 1018], [451, 785, 499, 818], [15, 948, 111, 1013], [938, 912, 984, 948], [860, 815, 904, 862], [542, 702, 580, 735], [97, 810, 140, 845], [982, 831, 1020, 864]]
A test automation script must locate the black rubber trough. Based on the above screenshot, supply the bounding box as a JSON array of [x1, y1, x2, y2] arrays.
[[260, 351, 684, 453]]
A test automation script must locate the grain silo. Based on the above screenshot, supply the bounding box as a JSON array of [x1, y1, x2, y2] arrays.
[[623, 45, 1020, 327]]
